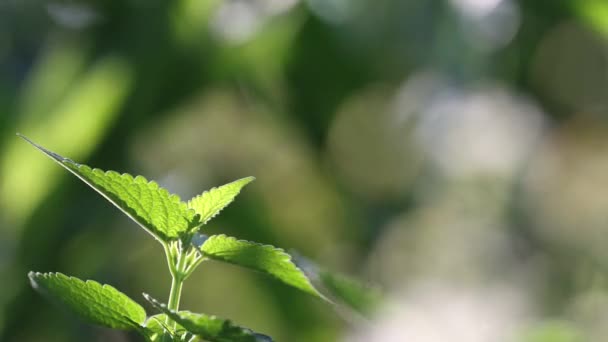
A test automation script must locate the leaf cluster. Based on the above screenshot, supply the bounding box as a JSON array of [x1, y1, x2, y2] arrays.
[[21, 135, 380, 341]]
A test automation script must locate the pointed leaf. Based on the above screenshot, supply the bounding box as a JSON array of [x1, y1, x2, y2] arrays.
[[199, 235, 323, 299], [144, 294, 272, 342], [187, 177, 255, 225], [318, 271, 382, 315], [293, 254, 382, 316], [29, 272, 146, 330], [20, 135, 198, 241]]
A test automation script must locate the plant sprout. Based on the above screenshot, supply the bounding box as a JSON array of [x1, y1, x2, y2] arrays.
[[20, 134, 379, 341]]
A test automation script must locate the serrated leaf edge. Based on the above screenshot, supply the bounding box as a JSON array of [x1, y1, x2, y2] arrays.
[[187, 176, 255, 226], [70, 164, 198, 238], [29, 271, 146, 328], [200, 234, 328, 301], [19, 135, 198, 242], [143, 294, 262, 341]]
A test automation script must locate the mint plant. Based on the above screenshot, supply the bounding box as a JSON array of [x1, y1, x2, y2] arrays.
[[20, 135, 326, 342], [21, 134, 380, 341]]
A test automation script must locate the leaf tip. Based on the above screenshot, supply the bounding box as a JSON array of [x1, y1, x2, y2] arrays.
[[17, 135, 70, 163], [240, 176, 256, 186], [142, 293, 158, 305], [28, 271, 45, 290], [17, 133, 34, 144], [142, 293, 168, 312]]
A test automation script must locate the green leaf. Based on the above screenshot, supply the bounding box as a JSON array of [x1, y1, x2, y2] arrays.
[[293, 254, 382, 316], [19, 135, 198, 242], [199, 235, 324, 299], [318, 270, 382, 315], [144, 314, 171, 341], [144, 294, 272, 342], [187, 177, 255, 225], [29, 272, 146, 330], [144, 314, 190, 341]]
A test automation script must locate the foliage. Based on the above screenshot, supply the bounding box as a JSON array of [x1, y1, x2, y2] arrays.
[[3, 1, 608, 340], [22, 136, 375, 341]]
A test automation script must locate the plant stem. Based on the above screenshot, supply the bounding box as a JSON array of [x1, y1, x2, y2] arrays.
[[167, 275, 184, 312], [163, 244, 187, 341]]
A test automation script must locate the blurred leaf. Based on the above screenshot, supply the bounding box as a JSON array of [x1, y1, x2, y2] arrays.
[[17, 43, 86, 121], [19, 135, 199, 242], [144, 294, 272, 342], [318, 270, 382, 315], [199, 234, 324, 299], [171, 0, 222, 44], [293, 253, 381, 316], [213, 10, 305, 94], [188, 176, 255, 226], [1, 55, 132, 228], [28, 272, 146, 330], [521, 321, 585, 342], [575, 0, 608, 36]]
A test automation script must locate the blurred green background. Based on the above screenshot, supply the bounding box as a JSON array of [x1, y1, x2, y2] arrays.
[[2, 0, 608, 341]]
